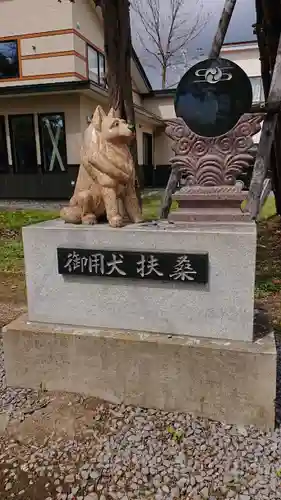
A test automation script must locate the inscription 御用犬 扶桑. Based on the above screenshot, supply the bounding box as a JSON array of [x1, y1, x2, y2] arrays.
[[57, 248, 208, 284]]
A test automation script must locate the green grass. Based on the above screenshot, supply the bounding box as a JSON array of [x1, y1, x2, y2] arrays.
[[0, 194, 279, 325], [0, 210, 58, 230], [0, 240, 24, 272], [142, 194, 177, 220], [0, 194, 277, 275], [259, 196, 276, 220], [0, 210, 58, 273]]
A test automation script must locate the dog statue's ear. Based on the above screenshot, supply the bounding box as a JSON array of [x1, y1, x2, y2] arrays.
[[107, 107, 118, 119], [92, 106, 106, 131]]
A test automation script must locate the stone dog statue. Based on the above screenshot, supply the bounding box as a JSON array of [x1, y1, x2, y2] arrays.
[[60, 106, 142, 228]]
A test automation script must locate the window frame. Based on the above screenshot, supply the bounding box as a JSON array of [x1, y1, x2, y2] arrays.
[[38, 112, 68, 174], [98, 52, 106, 87], [0, 39, 20, 80], [87, 44, 106, 88], [8, 114, 38, 174], [250, 76, 265, 104]]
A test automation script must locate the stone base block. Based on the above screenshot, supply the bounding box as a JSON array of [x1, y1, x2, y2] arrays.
[[169, 185, 251, 223], [3, 314, 276, 429], [22, 219, 257, 341]]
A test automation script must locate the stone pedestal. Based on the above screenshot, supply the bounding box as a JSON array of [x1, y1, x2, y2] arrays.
[[169, 185, 251, 223], [2, 219, 277, 429], [22, 219, 256, 341], [3, 315, 276, 429]]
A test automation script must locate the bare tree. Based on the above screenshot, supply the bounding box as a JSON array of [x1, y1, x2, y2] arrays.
[[131, 0, 207, 89], [59, 0, 142, 202]]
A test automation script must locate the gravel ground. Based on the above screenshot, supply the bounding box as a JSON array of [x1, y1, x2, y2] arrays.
[[0, 191, 163, 213], [0, 200, 66, 212], [0, 330, 281, 500], [0, 307, 280, 499], [0, 397, 281, 500]]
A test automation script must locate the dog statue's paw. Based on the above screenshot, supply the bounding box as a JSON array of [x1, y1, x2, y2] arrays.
[[109, 215, 123, 228], [82, 214, 97, 225]]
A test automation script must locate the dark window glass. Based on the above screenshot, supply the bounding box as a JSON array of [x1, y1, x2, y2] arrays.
[[88, 46, 99, 83], [0, 40, 19, 79], [99, 53, 106, 87], [9, 115, 38, 173], [88, 46, 106, 87], [39, 113, 67, 173], [0, 116, 9, 173]]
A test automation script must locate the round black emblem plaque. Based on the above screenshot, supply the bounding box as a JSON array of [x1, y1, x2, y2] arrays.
[[175, 57, 253, 138]]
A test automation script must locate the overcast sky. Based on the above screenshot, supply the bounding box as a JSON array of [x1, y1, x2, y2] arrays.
[[132, 0, 256, 88]]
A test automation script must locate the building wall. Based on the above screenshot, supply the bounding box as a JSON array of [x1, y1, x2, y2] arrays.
[[143, 97, 176, 120], [154, 134, 173, 166], [21, 33, 75, 56], [0, 0, 73, 37], [72, 0, 104, 51], [221, 46, 261, 77]]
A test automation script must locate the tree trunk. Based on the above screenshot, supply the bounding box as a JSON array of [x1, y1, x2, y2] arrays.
[[246, 112, 278, 218], [162, 64, 167, 89], [209, 0, 238, 58], [96, 0, 142, 204]]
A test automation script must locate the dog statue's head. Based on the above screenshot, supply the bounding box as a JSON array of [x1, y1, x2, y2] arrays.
[[91, 106, 135, 144]]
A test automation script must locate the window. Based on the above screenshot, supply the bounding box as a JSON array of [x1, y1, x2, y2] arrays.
[[88, 46, 99, 83], [99, 53, 106, 87], [250, 76, 265, 104], [0, 116, 9, 173], [38, 113, 67, 173], [87, 46, 106, 87], [9, 115, 38, 174], [0, 40, 19, 80]]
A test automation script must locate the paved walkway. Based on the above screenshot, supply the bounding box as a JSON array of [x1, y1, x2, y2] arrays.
[[0, 190, 164, 212]]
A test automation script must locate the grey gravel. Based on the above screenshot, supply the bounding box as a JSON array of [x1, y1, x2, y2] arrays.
[[0, 336, 50, 419], [0, 335, 281, 498]]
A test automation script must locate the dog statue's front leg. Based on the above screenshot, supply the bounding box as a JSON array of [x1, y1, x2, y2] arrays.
[[101, 187, 123, 227]]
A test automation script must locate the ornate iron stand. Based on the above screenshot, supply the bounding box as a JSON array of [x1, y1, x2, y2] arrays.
[[163, 114, 263, 222]]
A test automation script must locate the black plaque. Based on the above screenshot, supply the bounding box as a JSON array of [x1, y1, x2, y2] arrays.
[[175, 57, 253, 138], [57, 248, 208, 285]]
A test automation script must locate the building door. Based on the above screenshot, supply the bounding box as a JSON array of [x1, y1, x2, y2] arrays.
[[0, 116, 9, 173], [143, 132, 153, 165], [9, 114, 38, 173], [143, 132, 154, 187]]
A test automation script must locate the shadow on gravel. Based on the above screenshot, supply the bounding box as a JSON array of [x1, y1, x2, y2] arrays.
[[253, 306, 281, 428]]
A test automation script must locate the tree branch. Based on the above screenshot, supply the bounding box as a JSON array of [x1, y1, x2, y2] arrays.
[[131, 0, 206, 88]]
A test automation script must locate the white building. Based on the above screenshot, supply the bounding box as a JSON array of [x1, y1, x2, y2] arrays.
[[0, 0, 168, 199], [0, 0, 263, 199], [221, 41, 264, 105]]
